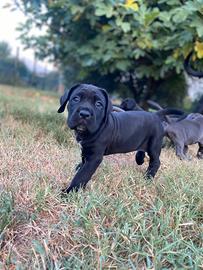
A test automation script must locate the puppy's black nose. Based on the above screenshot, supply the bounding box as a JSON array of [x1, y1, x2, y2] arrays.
[[79, 110, 91, 119]]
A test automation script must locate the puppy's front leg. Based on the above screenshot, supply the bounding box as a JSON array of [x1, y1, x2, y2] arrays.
[[63, 155, 103, 194], [175, 143, 188, 160], [75, 156, 85, 172]]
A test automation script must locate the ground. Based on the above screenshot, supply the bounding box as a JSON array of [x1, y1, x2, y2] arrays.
[[0, 85, 202, 269]]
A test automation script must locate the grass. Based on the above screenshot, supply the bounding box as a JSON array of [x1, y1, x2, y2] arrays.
[[0, 84, 202, 269]]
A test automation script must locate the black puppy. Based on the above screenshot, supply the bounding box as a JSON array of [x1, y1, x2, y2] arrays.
[[58, 84, 180, 193], [120, 98, 143, 111]]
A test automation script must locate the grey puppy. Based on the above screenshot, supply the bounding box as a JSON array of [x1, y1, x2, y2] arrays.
[[147, 100, 203, 159], [58, 84, 181, 193], [164, 113, 203, 160]]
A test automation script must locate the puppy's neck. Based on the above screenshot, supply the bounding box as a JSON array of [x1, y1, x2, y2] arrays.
[[74, 130, 90, 143], [75, 116, 110, 145]]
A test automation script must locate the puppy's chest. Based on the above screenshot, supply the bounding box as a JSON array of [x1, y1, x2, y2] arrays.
[[79, 144, 94, 157]]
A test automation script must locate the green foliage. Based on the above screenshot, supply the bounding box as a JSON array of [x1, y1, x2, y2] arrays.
[[10, 3, 203, 100], [0, 57, 29, 85], [14, 1, 203, 72], [150, 73, 188, 108], [0, 41, 59, 91], [0, 41, 30, 86], [13, 0, 203, 103]]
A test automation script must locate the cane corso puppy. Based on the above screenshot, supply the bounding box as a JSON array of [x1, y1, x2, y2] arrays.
[[120, 98, 143, 111], [164, 113, 203, 160], [58, 84, 181, 193], [147, 100, 203, 158]]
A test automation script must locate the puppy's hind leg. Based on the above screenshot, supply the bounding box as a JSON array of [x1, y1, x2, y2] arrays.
[[183, 145, 188, 155], [146, 138, 162, 178], [175, 142, 188, 160], [135, 151, 145, 165], [183, 145, 192, 160], [168, 132, 188, 160], [75, 156, 85, 172], [197, 142, 203, 159]]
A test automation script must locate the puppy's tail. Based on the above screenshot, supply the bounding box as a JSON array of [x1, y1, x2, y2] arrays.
[[112, 105, 125, 112], [156, 108, 184, 123], [147, 100, 163, 110]]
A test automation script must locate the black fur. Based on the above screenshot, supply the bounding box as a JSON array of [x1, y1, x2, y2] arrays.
[[120, 98, 143, 111], [58, 84, 182, 193]]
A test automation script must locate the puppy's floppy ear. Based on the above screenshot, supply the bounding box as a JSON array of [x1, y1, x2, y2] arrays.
[[57, 84, 81, 113], [99, 88, 113, 118]]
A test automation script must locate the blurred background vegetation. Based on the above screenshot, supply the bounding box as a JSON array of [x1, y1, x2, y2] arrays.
[[1, 0, 203, 108], [0, 41, 59, 91]]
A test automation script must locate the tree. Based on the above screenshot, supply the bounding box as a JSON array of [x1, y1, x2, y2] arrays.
[[12, 0, 203, 106], [0, 41, 11, 59], [0, 41, 29, 85]]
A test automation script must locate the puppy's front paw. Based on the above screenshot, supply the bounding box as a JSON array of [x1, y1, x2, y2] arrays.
[[75, 163, 82, 172], [144, 173, 154, 183], [61, 186, 79, 195], [61, 187, 68, 193], [135, 151, 145, 165], [60, 188, 69, 197], [186, 155, 192, 161]]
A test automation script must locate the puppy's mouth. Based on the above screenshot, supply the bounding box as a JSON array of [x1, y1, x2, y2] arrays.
[[76, 124, 87, 133]]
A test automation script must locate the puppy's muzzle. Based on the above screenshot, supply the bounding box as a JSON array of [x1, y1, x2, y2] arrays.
[[79, 109, 91, 120]]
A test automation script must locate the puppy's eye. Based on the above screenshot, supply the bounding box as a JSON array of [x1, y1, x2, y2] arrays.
[[72, 96, 80, 103], [95, 101, 103, 108]]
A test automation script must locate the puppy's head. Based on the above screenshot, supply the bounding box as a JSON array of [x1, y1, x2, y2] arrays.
[[58, 84, 112, 134], [120, 98, 137, 111]]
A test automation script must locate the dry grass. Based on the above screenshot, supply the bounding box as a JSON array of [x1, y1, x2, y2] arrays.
[[0, 84, 202, 269]]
